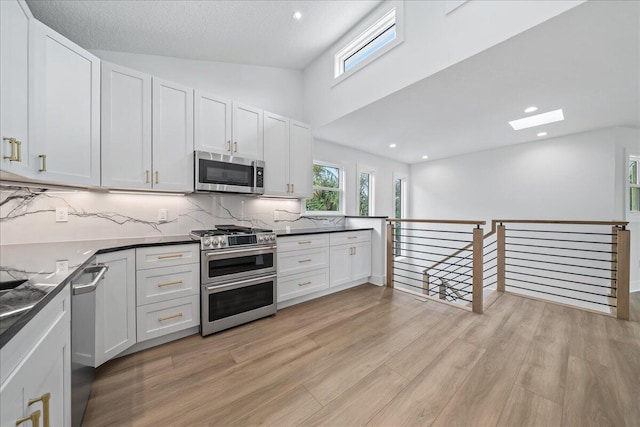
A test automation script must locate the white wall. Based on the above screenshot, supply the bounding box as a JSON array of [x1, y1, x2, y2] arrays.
[[303, 0, 583, 128], [409, 126, 640, 291], [93, 50, 305, 121], [313, 138, 410, 218]]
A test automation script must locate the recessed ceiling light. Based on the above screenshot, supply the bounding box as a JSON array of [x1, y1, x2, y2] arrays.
[[537, 132, 547, 137], [509, 109, 564, 130], [422, 155, 429, 159], [389, 144, 397, 148], [292, 11, 302, 20], [524, 106, 538, 113]]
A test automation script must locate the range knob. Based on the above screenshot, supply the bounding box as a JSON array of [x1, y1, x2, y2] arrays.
[[219, 239, 227, 246], [258, 236, 265, 242], [203, 238, 211, 247], [269, 235, 276, 241], [212, 238, 219, 246]]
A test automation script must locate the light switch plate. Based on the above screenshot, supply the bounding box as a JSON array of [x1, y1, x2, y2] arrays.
[[55, 207, 68, 222], [55, 260, 69, 275], [158, 208, 168, 222]]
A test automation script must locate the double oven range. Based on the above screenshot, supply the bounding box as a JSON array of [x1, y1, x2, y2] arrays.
[[191, 225, 277, 336]]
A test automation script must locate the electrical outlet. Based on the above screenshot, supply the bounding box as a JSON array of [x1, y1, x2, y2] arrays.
[[158, 208, 168, 222], [274, 210, 280, 221], [55, 207, 68, 222], [55, 260, 69, 275]]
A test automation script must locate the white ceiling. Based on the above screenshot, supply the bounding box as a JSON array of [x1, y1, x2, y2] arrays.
[[25, 0, 382, 70], [315, 1, 640, 164]]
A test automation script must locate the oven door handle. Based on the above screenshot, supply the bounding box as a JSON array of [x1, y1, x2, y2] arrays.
[[204, 246, 276, 257], [205, 274, 277, 292]]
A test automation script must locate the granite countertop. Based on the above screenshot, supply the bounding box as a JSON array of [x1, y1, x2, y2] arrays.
[[275, 226, 373, 237], [0, 235, 195, 347]]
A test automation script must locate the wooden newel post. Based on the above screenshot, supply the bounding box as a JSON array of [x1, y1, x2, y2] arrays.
[[472, 227, 483, 314], [616, 227, 630, 320], [386, 223, 394, 288], [497, 224, 506, 292]]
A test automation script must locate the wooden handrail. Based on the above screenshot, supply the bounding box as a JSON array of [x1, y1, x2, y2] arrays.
[[386, 218, 486, 225], [492, 219, 628, 227]]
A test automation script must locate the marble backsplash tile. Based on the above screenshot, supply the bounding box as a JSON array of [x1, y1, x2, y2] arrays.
[[0, 187, 343, 245]]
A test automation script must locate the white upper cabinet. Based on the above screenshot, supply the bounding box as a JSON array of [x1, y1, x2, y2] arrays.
[[152, 77, 194, 192], [263, 112, 290, 196], [289, 120, 313, 198], [263, 113, 313, 198], [0, 0, 33, 178], [194, 90, 232, 154], [232, 102, 263, 159], [101, 62, 152, 189], [30, 20, 100, 186]]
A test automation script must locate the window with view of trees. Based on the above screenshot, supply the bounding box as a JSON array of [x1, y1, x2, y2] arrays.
[[359, 172, 372, 216], [305, 163, 342, 212], [630, 156, 640, 212], [394, 176, 406, 258]]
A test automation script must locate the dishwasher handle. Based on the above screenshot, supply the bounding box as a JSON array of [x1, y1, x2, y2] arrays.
[[72, 264, 109, 295]]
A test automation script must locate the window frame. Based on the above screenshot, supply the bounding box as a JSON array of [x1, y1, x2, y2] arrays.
[[629, 155, 640, 216], [357, 165, 375, 217], [303, 160, 345, 216], [332, 1, 404, 86], [393, 172, 408, 259]]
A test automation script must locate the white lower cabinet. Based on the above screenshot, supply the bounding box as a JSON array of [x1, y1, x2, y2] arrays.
[[95, 250, 137, 367], [0, 285, 71, 427], [135, 245, 200, 342], [331, 241, 371, 287], [278, 269, 329, 302]]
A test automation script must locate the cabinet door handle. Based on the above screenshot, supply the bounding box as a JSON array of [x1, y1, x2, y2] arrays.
[[158, 312, 183, 322], [298, 259, 312, 263], [291, 183, 294, 193], [15, 140, 22, 162], [157, 253, 183, 260], [145, 170, 150, 183], [3, 137, 16, 161], [348, 236, 358, 239], [155, 171, 159, 184], [298, 281, 312, 287], [227, 140, 231, 152], [298, 241, 312, 245], [15, 410, 40, 427], [233, 141, 238, 153], [157, 280, 183, 288], [286, 184, 290, 193], [28, 393, 50, 427], [38, 154, 47, 172]]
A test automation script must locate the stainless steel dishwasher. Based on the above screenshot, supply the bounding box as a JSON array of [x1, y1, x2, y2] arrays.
[[70, 261, 108, 427]]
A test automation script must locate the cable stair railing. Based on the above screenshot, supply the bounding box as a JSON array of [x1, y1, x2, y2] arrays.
[[386, 218, 631, 319]]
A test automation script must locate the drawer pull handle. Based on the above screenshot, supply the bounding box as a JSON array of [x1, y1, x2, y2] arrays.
[[157, 253, 183, 260], [157, 280, 183, 288], [298, 241, 312, 244], [16, 410, 40, 427], [348, 236, 358, 239], [28, 393, 50, 427], [158, 312, 183, 322], [298, 259, 312, 263], [298, 281, 312, 287]]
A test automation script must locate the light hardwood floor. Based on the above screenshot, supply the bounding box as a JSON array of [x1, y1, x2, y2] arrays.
[[83, 285, 640, 426]]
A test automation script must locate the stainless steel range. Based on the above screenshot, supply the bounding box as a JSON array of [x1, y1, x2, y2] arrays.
[[191, 225, 277, 336]]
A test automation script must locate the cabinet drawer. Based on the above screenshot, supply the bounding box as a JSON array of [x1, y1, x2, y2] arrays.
[[278, 248, 328, 276], [277, 269, 329, 303], [136, 263, 199, 306], [329, 230, 371, 246], [277, 234, 329, 252], [136, 294, 199, 342], [136, 244, 199, 270]]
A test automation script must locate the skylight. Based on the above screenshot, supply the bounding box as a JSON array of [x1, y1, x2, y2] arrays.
[[508, 109, 565, 130], [334, 7, 398, 79]]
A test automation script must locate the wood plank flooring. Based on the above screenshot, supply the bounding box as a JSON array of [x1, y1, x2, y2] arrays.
[[83, 285, 640, 427]]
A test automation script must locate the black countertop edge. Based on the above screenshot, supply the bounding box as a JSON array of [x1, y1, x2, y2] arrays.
[[0, 237, 196, 349], [275, 227, 373, 237], [344, 216, 389, 219]]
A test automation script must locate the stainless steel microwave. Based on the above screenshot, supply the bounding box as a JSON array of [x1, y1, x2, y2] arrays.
[[194, 151, 265, 195]]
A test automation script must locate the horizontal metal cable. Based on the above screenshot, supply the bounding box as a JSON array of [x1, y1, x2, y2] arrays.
[[484, 280, 497, 288], [484, 248, 497, 257], [484, 264, 497, 274], [395, 233, 472, 244], [484, 272, 497, 280], [393, 260, 473, 280], [505, 228, 615, 236], [484, 241, 497, 250], [397, 227, 473, 235], [392, 240, 474, 252], [392, 245, 473, 260], [506, 249, 612, 264], [506, 283, 616, 307], [505, 269, 613, 289], [394, 254, 475, 271], [392, 279, 472, 302], [505, 256, 615, 272], [421, 271, 473, 287], [506, 242, 615, 255], [505, 235, 611, 245], [505, 262, 612, 281], [505, 275, 614, 298], [483, 256, 497, 267], [424, 264, 474, 280]]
